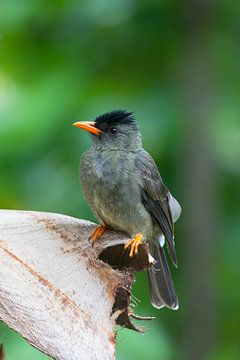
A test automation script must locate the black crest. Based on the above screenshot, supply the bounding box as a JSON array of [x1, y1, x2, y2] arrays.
[[95, 110, 137, 130]]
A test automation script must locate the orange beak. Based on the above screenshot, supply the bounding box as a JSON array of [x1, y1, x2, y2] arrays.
[[73, 121, 102, 136]]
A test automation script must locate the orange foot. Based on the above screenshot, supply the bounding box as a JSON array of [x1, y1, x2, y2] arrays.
[[124, 233, 143, 257], [89, 225, 107, 243]]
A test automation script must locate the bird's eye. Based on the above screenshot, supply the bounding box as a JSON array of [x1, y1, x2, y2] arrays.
[[109, 127, 118, 135]]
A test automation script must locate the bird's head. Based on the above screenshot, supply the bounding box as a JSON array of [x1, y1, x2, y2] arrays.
[[73, 110, 142, 150]]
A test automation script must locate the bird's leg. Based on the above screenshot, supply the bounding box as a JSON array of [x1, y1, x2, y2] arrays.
[[124, 233, 143, 257], [89, 224, 107, 243]]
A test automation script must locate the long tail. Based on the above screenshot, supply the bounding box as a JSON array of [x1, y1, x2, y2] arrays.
[[147, 241, 179, 310]]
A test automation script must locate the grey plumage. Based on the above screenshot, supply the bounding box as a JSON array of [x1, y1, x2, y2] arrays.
[[147, 242, 178, 309], [76, 110, 181, 310]]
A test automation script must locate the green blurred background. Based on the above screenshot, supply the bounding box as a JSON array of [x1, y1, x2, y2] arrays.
[[0, 1, 239, 359]]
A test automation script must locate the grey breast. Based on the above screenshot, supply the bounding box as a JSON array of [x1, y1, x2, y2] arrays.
[[80, 148, 152, 236]]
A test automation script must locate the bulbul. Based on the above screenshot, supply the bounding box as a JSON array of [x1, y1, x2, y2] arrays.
[[73, 110, 181, 309]]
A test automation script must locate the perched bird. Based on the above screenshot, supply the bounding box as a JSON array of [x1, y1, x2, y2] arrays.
[[73, 110, 181, 309]]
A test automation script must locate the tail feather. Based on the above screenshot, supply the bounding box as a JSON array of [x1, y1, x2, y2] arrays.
[[147, 243, 179, 310], [147, 268, 165, 309]]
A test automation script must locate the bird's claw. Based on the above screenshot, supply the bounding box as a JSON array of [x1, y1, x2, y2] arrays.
[[124, 233, 143, 257], [89, 225, 107, 245]]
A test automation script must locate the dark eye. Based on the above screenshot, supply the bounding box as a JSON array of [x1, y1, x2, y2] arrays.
[[109, 127, 118, 135]]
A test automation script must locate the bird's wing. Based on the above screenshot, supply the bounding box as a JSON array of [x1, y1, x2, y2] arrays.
[[135, 150, 180, 267]]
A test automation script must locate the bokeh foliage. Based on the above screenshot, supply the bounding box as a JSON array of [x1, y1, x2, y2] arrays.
[[0, 1, 240, 359]]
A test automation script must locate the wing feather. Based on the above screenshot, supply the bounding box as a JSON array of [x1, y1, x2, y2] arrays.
[[135, 150, 180, 267]]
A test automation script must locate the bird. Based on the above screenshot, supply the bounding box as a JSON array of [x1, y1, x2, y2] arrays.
[[73, 110, 181, 310]]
